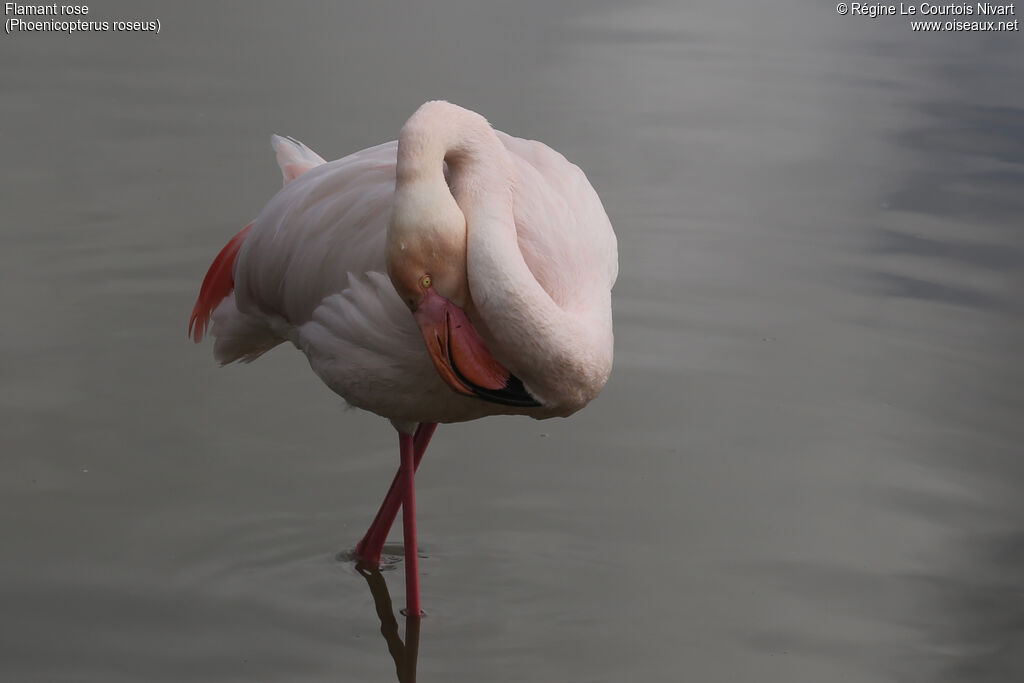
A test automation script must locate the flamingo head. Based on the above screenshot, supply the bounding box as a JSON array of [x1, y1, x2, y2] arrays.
[[387, 177, 540, 408]]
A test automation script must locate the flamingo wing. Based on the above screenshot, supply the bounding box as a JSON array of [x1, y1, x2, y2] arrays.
[[193, 132, 614, 421], [272, 134, 327, 186], [497, 133, 618, 314]]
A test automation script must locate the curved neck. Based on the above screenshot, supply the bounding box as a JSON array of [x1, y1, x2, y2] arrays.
[[396, 102, 511, 193], [395, 102, 611, 413]]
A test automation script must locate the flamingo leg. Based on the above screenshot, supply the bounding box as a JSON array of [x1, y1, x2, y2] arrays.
[[399, 430, 422, 616], [355, 423, 437, 569]]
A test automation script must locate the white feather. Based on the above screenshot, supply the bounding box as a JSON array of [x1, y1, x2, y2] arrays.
[[208, 107, 616, 423]]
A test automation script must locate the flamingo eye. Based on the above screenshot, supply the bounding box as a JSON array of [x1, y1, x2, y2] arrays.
[[420, 275, 432, 289]]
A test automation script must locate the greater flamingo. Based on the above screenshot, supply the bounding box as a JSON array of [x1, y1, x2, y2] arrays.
[[188, 101, 617, 616]]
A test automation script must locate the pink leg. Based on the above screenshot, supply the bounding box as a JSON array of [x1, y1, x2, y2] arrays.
[[399, 431, 422, 616], [355, 423, 437, 568]]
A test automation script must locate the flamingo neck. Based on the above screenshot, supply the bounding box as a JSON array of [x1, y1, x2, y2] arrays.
[[395, 102, 611, 414]]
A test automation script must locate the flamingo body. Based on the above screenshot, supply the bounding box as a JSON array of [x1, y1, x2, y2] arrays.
[[190, 102, 617, 614]]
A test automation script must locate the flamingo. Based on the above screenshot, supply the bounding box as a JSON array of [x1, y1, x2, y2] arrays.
[[188, 101, 617, 617]]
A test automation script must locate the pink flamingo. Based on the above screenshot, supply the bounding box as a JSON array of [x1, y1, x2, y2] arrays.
[[189, 101, 617, 616]]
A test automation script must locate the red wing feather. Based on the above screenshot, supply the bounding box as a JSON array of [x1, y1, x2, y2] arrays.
[[188, 222, 254, 342]]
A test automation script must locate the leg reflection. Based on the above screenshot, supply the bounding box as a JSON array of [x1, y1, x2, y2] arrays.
[[357, 566, 420, 683]]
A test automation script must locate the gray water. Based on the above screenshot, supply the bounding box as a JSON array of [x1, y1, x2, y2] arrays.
[[2, 1, 1023, 681]]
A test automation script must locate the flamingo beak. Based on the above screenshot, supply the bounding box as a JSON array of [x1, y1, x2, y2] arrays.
[[413, 288, 541, 407]]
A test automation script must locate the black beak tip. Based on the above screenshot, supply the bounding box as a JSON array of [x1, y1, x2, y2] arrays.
[[470, 372, 542, 408]]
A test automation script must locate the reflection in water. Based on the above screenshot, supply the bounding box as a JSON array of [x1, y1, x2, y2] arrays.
[[358, 566, 420, 683]]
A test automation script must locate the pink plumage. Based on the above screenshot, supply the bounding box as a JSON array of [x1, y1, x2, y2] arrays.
[[188, 221, 252, 343], [189, 101, 617, 616]]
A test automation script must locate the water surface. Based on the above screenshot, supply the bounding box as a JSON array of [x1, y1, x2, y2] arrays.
[[2, 1, 1022, 681]]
